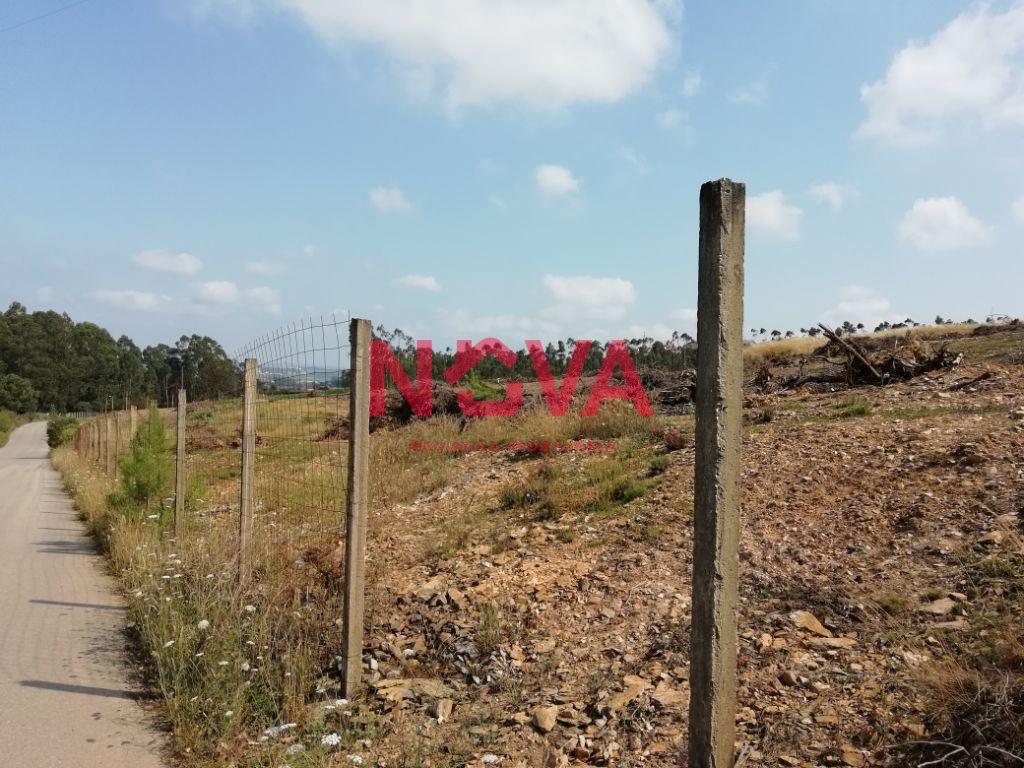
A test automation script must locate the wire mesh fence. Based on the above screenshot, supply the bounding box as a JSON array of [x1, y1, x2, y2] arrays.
[[235, 315, 353, 568]]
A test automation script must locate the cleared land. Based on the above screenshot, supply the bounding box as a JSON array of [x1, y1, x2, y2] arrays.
[[54, 326, 1024, 767]]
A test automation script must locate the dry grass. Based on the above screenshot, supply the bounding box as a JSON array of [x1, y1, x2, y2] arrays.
[[743, 323, 979, 364], [58, 394, 663, 766]]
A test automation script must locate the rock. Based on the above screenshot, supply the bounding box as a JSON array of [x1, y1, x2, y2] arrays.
[[533, 705, 559, 733], [978, 531, 1005, 547], [534, 639, 557, 654], [918, 598, 956, 616], [652, 681, 686, 708], [433, 698, 454, 723], [840, 746, 865, 767], [809, 636, 856, 650], [605, 675, 652, 711], [790, 610, 833, 638]]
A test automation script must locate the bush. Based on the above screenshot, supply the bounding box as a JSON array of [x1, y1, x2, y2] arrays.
[[0, 373, 38, 413], [47, 416, 78, 448], [118, 406, 172, 508]]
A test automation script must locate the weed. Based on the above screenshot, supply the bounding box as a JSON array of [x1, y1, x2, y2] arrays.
[[647, 455, 669, 476], [875, 591, 910, 615], [832, 397, 873, 419]]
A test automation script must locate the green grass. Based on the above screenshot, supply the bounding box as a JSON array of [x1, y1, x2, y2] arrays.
[[831, 397, 874, 419], [0, 410, 29, 449]]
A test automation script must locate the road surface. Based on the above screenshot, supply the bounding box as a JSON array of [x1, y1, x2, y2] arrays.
[[0, 422, 164, 767]]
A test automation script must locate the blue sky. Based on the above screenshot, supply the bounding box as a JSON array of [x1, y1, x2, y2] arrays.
[[2, 0, 1023, 351]]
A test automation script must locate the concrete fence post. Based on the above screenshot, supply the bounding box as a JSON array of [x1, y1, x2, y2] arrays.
[[105, 414, 115, 478], [175, 390, 187, 539], [238, 359, 258, 587], [689, 178, 745, 768], [130, 405, 138, 442], [342, 318, 371, 698]]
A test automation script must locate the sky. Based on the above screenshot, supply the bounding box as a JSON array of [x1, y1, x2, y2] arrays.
[[2, 0, 1023, 352]]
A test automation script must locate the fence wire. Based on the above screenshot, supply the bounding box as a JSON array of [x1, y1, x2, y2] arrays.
[[235, 316, 352, 567]]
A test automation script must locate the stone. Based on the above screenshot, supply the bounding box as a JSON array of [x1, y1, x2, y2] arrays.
[[918, 598, 956, 616], [433, 698, 454, 723], [790, 610, 833, 638], [840, 746, 865, 767], [533, 705, 559, 734]]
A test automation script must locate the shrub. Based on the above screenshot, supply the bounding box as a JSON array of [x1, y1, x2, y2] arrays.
[[47, 415, 78, 448], [0, 373, 38, 413], [118, 406, 172, 508]]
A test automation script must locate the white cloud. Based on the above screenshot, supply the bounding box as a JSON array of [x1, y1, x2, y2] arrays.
[[656, 107, 685, 131], [898, 196, 994, 251], [92, 290, 176, 312], [437, 274, 642, 341], [489, 194, 510, 212], [535, 164, 580, 198], [246, 286, 282, 314], [195, 281, 241, 304], [859, 3, 1024, 145], [1013, 195, 1024, 222], [618, 146, 649, 174], [209, 0, 679, 110], [194, 282, 281, 313], [729, 66, 773, 105], [398, 274, 442, 292], [681, 69, 702, 98], [133, 249, 203, 276], [370, 186, 413, 213], [821, 286, 900, 330], [541, 274, 636, 324], [809, 182, 855, 212], [746, 190, 803, 240], [246, 260, 286, 276], [670, 307, 698, 332]]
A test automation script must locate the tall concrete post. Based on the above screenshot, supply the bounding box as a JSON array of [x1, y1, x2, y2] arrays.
[[238, 359, 258, 587], [689, 178, 745, 768], [105, 415, 115, 477], [342, 318, 372, 698], [174, 390, 187, 539]]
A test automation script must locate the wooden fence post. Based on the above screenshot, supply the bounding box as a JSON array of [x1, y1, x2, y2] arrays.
[[689, 178, 745, 768], [130, 404, 138, 442], [175, 390, 187, 539], [238, 359, 258, 587], [342, 318, 371, 698]]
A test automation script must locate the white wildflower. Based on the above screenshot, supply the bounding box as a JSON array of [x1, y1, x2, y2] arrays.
[[244, 604, 256, 613], [224, 710, 234, 718], [348, 756, 364, 766], [241, 661, 251, 672], [321, 733, 341, 748], [285, 743, 305, 756], [197, 619, 210, 631], [163, 640, 175, 648], [218, 660, 229, 666]]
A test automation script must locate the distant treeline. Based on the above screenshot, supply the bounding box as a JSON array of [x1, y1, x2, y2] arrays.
[[0, 302, 240, 413], [373, 325, 698, 381]]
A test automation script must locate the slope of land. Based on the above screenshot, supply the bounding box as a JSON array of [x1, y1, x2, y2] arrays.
[[54, 326, 1024, 768]]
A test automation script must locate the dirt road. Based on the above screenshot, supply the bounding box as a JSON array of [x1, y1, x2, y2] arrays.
[[0, 422, 164, 767]]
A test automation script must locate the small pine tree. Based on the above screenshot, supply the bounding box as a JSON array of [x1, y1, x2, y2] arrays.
[[118, 405, 172, 508]]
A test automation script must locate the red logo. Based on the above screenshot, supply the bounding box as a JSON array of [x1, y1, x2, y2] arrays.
[[370, 339, 653, 418]]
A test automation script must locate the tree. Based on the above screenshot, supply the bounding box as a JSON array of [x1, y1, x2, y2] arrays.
[[0, 374, 38, 413]]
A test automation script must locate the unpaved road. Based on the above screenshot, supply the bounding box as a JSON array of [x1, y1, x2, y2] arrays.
[[0, 422, 164, 767]]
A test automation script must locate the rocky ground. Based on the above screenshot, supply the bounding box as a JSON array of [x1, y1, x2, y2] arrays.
[[322, 351, 1024, 768]]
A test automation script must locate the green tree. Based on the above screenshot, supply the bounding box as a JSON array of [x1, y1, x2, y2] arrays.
[[118, 406, 172, 508], [0, 373, 38, 413]]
